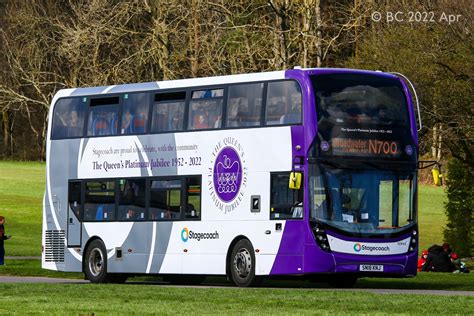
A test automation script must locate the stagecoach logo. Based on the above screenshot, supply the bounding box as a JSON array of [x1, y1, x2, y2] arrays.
[[353, 242, 391, 253], [181, 227, 189, 242], [208, 137, 247, 213], [354, 243, 362, 252], [181, 227, 219, 242]]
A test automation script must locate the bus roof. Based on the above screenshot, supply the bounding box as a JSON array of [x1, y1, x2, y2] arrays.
[[54, 70, 285, 100], [50, 68, 398, 108]]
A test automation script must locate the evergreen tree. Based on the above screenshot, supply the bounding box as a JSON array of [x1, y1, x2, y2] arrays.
[[443, 158, 473, 257]]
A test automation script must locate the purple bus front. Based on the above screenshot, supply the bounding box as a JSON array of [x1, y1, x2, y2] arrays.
[[272, 69, 418, 285]]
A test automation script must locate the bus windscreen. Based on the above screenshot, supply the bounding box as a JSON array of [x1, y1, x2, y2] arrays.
[[311, 73, 415, 160]]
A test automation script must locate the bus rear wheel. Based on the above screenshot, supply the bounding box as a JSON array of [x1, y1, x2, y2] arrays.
[[230, 239, 260, 287], [84, 239, 109, 283]]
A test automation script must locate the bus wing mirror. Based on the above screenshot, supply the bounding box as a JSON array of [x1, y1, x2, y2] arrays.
[[418, 160, 443, 186], [289, 172, 302, 190], [432, 168, 443, 186]]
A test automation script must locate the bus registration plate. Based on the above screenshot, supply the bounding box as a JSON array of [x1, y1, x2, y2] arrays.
[[360, 264, 383, 272]]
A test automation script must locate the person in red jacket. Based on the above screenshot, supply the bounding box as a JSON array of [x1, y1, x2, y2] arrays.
[[417, 249, 428, 272]]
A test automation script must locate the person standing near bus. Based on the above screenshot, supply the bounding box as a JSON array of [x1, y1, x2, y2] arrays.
[[0, 216, 12, 266]]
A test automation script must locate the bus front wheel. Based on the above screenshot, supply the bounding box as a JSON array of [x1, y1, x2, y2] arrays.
[[230, 239, 260, 287], [84, 239, 109, 283]]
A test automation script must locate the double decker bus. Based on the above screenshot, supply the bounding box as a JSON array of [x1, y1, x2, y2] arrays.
[[43, 68, 419, 287]]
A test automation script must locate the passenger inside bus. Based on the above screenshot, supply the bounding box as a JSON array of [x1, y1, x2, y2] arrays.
[[194, 113, 208, 129], [118, 183, 145, 220], [132, 112, 147, 133], [53, 104, 85, 138], [121, 107, 148, 135], [121, 110, 133, 134], [169, 113, 181, 131], [67, 110, 83, 137], [266, 100, 285, 125], [93, 117, 111, 136], [228, 98, 253, 127], [341, 194, 358, 223], [280, 92, 302, 124], [95, 204, 114, 221], [84, 200, 115, 221]]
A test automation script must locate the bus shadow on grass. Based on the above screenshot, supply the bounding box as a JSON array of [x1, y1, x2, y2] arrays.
[[128, 273, 473, 291]]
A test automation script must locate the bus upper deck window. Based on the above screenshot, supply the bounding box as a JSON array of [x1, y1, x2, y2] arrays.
[[226, 83, 263, 128], [87, 97, 120, 137], [152, 92, 186, 133], [121, 93, 149, 135], [188, 89, 224, 130], [52, 98, 85, 139], [265, 81, 302, 126]]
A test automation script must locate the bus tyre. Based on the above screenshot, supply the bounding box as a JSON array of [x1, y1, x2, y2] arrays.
[[84, 239, 109, 283], [230, 239, 260, 287]]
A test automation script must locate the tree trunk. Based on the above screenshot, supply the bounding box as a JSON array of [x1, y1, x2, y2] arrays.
[[432, 124, 438, 159], [2, 110, 9, 152], [190, 0, 200, 77], [315, 0, 322, 67], [437, 124, 442, 161]]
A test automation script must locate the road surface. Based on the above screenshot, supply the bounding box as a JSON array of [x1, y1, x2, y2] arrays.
[[0, 276, 473, 296]]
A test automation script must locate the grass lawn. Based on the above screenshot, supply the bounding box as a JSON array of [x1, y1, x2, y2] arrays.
[[0, 259, 82, 279], [417, 185, 447, 252], [0, 161, 45, 256], [0, 282, 472, 315]]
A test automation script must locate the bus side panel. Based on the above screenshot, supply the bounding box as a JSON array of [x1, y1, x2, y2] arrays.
[[270, 221, 307, 275], [162, 220, 287, 275], [83, 222, 154, 274], [79, 220, 287, 276], [43, 139, 84, 272]]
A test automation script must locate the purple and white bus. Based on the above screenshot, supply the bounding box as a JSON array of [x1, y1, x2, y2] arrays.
[[43, 68, 419, 287]]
